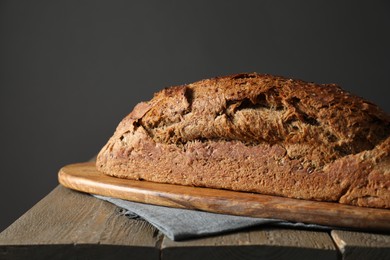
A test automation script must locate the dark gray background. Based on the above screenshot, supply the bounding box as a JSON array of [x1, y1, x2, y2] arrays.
[[1, 0, 389, 232]]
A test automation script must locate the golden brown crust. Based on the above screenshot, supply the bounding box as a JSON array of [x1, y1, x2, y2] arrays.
[[96, 73, 390, 209]]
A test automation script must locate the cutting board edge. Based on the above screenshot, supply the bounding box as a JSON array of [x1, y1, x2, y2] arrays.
[[58, 162, 390, 231]]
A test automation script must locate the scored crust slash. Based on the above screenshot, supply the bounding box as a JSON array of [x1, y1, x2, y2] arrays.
[[96, 73, 390, 209]]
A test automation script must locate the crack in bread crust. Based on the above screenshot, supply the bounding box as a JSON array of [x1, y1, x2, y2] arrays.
[[139, 73, 389, 169]]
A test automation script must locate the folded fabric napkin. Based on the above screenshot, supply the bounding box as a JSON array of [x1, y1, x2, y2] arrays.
[[94, 195, 331, 241]]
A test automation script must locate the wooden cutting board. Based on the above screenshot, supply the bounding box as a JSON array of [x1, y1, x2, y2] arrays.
[[58, 162, 390, 231]]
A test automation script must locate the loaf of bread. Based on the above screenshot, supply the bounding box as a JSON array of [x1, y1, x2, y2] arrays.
[[96, 73, 390, 209]]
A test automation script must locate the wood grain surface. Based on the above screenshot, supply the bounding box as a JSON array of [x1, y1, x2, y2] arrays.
[[58, 162, 390, 232], [331, 230, 390, 260], [0, 185, 161, 260], [0, 185, 342, 260]]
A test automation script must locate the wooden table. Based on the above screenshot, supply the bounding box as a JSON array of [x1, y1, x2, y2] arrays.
[[1, 185, 389, 259]]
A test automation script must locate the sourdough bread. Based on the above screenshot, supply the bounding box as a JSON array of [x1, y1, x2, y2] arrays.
[[96, 73, 390, 209]]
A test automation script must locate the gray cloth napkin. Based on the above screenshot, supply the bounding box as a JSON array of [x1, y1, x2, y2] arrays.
[[94, 195, 331, 241]]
